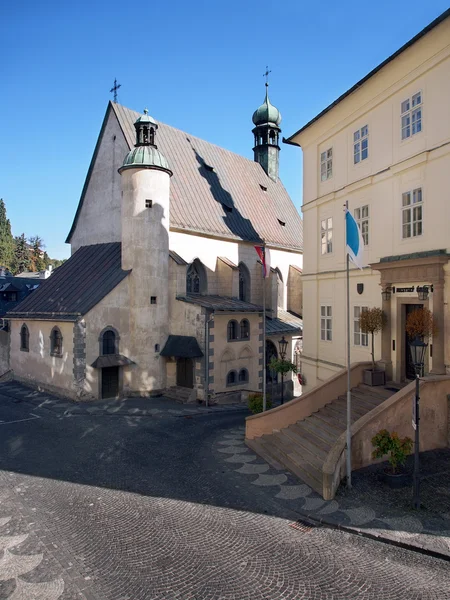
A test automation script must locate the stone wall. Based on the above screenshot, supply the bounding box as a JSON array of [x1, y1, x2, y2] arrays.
[[0, 329, 10, 376]]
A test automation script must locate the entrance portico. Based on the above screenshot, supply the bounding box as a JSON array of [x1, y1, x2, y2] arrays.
[[371, 250, 449, 382]]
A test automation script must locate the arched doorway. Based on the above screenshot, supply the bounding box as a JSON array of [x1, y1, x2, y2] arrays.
[[177, 358, 194, 388], [266, 340, 278, 384]]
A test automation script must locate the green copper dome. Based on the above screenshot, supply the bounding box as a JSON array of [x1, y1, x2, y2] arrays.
[[119, 109, 172, 174], [120, 145, 172, 173], [252, 85, 281, 126]]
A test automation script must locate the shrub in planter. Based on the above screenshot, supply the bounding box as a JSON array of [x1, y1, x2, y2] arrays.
[[371, 429, 413, 474], [359, 307, 387, 385], [248, 393, 272, 414]]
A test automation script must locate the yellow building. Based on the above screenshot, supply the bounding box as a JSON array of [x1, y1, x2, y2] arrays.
[[286, 9, 450, 391]]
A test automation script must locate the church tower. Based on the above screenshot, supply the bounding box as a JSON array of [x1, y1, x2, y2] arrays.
[[252, 83, 282, 181], [119, 110, 173, 394]]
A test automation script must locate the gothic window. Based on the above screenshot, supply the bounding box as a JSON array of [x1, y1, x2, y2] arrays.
[[238, 369, 249, 383], [186, 260, 206, 295], [20, 324, 29, 352], [240, 319, 250, 340], [102, 330, 116, 355], [50, 326, 63, 357], [226, 370, 237, 386], [238, 262, 251, 302], [227, 320, 238, 341]]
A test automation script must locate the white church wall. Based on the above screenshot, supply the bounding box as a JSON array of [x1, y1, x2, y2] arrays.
[[10, 320, 76, 398], [84, 278, 131, 398], [169, 230, 303, 308], [70, 110, 127, 253]]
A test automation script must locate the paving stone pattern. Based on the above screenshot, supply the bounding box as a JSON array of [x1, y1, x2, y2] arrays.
[[215, 427, 450, 560], [0, 382, 448, 599]]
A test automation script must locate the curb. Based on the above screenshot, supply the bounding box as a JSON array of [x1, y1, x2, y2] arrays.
[[301, 511, 450, 563]]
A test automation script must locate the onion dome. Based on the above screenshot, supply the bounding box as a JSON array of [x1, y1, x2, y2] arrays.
[[252, 84, 282, 126], [119, 109, 172, 174]]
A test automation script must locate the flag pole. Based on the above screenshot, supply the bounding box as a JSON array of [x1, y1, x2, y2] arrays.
[[345, 200, 352, 488], [262, 241, 267, 412]]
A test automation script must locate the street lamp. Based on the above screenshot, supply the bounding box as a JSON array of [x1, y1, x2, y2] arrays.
[[381, 287, 392, 301], [278, 336, 288, 405], [408, 336, 428, 510], [417, 286, 429, 301]]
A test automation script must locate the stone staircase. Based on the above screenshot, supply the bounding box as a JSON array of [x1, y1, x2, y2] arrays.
[[246, 383, 399, 494], [164, 386, 197, 404]]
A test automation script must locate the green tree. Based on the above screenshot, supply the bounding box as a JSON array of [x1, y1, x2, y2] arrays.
[[29, 235, 46, 271], [11, 233, 31, 274], [0, 199, 15, 270]]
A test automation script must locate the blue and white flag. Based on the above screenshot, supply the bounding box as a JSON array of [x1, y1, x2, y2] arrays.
[[345, 209, 365, 269]]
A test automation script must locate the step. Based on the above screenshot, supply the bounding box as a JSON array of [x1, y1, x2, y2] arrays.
[[307, 414, 344, 436], [291, 421, 334, 454], [246, 438, 285, 470], [283, 425, 329, 461], [351, 388, 389, 405], [299, 416, 342, 446], [337, 394, 379, 413], [323, 401, 367, 421], [312, 408, 348, 430], [356, 384, 394, 399], [271, 431, 323, 471], [249, 435, 320, 489]]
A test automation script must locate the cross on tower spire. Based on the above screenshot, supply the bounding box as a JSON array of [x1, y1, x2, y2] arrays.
[[263, 66, 271, 87], [110, 78, 121, 103]]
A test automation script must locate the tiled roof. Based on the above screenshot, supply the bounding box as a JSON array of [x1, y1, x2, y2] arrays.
[[7, 243, 130, 321], [266, 310, 303, 335], [160, 335, 204, 358], [67, 102, 303, 251], [177, 294, 263, 312]]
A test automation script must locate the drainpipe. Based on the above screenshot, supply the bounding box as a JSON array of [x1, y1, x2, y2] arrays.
[[204, 311, 214, 407]]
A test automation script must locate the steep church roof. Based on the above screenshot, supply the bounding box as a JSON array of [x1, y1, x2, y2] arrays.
[[66, 102, 303, 251], [7, 243, 130, 321]]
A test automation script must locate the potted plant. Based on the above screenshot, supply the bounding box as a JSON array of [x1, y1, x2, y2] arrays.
[[248, 393, 272, 414], [371, 429, 413, 487], [359, 307, 387, 386]]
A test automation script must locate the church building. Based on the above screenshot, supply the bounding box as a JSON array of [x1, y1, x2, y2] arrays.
[[7, 86, 303, 401]]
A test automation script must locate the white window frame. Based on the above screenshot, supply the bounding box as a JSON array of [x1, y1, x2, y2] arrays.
[[320, 148, 333, 182], [353, 125, 369, 164], [353, 306, 368, 347], [320, 305, 332, 342], [401, 92, 422, 140], [354, 205, 369, 246], [402, 188, 423, 239], [320, 217, 333, 255]]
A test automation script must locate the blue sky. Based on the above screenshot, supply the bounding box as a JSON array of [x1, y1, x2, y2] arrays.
[[1, 0, 448, 259]]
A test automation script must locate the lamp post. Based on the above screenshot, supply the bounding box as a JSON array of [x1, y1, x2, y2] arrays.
[[408, 336, 428, 510], [278, 336, 288, 405]]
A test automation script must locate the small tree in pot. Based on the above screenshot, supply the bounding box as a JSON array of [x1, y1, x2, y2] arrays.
[[359, 307, 387, 386]]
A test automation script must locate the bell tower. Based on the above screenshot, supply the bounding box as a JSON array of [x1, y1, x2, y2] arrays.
[[119, 109, 173, 394], [252, 83, 282, 181]]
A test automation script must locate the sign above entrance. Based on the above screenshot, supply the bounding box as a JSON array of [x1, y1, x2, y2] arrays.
[[392, 285, 434, 294]]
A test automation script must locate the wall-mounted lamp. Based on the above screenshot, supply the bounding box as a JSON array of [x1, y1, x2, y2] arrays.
[[417, 286, 429, 301], [381, 287, 392, 301]]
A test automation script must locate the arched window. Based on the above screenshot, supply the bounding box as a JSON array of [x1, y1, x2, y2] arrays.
[[20, 324, 29, 352], [50, 326, 63, 357], [269, 130, 276, 144], [227, 320, 238, 341], [238, 369, 249, 383], [240, 319, 250, 340], [102, 330, 116, 355], [186, 260, 207, 295], [149, 127, 155, 145], [226, 370, 237, 386], [238, 262, 251, 302]]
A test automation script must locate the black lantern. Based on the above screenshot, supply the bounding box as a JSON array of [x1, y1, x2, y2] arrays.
[[278, 336, 288, 360], [417, 286, 429, 301], [381, 287, 392, 301], [409, 336, 428, 370]]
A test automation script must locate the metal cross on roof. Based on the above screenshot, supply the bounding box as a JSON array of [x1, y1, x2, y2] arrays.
[[110, 78, 121, 103], [263, 66, 271, 86]]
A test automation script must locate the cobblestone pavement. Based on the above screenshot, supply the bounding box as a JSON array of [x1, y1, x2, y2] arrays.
[[215, 428, 450, 559], [0, 382, 449, 599]]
